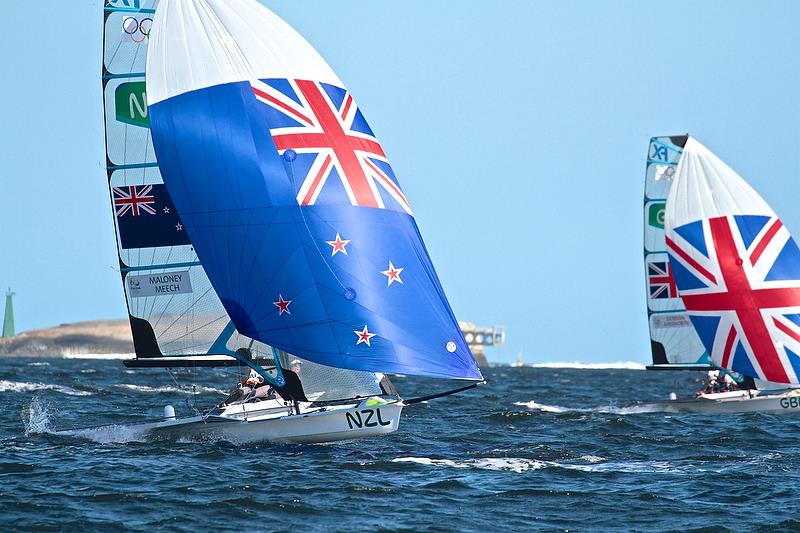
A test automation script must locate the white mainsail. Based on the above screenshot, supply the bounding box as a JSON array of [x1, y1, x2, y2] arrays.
[[643, 136, 710, 369]]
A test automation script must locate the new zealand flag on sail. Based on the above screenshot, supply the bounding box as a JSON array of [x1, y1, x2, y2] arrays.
[[149, 79, 482, 380], [114, 184, 190, 249], [250, 79, 412, 215]]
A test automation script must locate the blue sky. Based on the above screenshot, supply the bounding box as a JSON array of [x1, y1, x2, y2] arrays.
[[1, 1, 798, 363]]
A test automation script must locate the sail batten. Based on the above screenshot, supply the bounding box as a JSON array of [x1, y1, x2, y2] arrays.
[[146, 0, 481, 380]]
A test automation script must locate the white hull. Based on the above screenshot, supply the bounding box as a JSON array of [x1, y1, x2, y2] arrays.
[[56, 397, 403, 445], [654, 390, 800, 415]]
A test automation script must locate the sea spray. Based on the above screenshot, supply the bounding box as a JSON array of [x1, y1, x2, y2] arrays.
[[22, 397, 51, 435]]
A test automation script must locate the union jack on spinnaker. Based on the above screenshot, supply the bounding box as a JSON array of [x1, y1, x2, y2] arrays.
[[665, 137, 800, 384]]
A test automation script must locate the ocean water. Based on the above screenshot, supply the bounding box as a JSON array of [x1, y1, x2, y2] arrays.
[[2, 358, 800, 532]]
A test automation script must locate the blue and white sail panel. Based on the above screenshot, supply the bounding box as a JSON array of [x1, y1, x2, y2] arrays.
[[665, 137, 800, 384], [103, 1, 157, 167], [146, 0, 481, 380], [643, 136, 710, 368]]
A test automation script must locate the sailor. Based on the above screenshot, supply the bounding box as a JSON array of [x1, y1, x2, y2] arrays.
[[252, 374, 277, 400], [703, 370, 720, 394], [221, 370, 261, 406], [722, 372, 738, 392], [276, 359, 308, 403]]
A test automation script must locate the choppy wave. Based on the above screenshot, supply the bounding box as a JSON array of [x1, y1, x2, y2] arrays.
[[22, 397, 156, 444], [514, 400, 663, 415], [394, 456, 546, 473], [4, 359, 796, 530], [57, 424, 151, 444], [0, 379, 93, 396], [115, 383, 228, 395], [521, 361, 647, 370], [394, 456, 695, 474], [22, 397, 52, 435]]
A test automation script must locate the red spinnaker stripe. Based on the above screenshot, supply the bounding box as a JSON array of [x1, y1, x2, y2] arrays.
[[750, 219, 783, 266], [300, 154, 332, 206], [665, 236, 717, 284], [721, 326, 737, 369], [774, 317, 800, 345], [363, 158, 409, 208], [252, 86, 313, 126], [340, 94, 353, 120]]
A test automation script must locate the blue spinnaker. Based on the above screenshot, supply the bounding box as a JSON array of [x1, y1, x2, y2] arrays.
[[146, 2, 481, 380]]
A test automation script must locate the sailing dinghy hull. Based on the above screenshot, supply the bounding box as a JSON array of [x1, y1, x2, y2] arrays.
[[652, 390, 800, 415], [56, 398, 403, 445]]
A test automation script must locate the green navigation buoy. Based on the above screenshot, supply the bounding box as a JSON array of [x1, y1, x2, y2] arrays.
[[3, 289, 15, 338]]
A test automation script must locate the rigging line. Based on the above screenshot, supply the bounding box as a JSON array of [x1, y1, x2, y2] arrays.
[[236, 207, 257, 304], [239, 206, 281, 302], [236, 238, 304, 320], [286, 159, 347, 291], [147, 248, 179, 331], [402, 381, 485, 405], [156, 286, 216, 336], [103, 16, 129, 72], [162, 315, 229, 346]]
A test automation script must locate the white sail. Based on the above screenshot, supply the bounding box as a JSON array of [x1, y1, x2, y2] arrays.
[[644, 136, 710, 368], [146, 0, 341, 106]]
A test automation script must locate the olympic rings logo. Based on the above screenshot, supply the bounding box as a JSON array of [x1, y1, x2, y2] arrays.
[[122, 16, 152, 44]]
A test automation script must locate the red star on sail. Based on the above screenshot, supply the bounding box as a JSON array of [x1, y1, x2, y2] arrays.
[[354, 325, 376, 346], [273, 294, 292, 315], [326, 232, 351, 256], [381, 261, 404, 286]]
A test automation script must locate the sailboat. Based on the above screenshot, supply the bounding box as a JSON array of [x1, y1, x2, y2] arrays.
[[643, 135, 800, 414], [78, 0, 482, 444]]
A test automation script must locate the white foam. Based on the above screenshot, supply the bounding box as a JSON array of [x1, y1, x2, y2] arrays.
[[393, 456, 545, 473], [62, 353, 134, 360], [0, 380, 92, 396], [558, 460, 692, 474], [27, 361, 50, 367], [514, 400, 663, 415], [59, 425, 150, 444], [394, 456, 691, 474], [524, 361, 647, 370], [514, 401, 570, 413], [23, 397, 52, 435], [115, 383, 227, 395]]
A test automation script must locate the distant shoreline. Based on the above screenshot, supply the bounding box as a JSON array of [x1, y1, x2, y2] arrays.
[[0, 319, 134, 358]]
